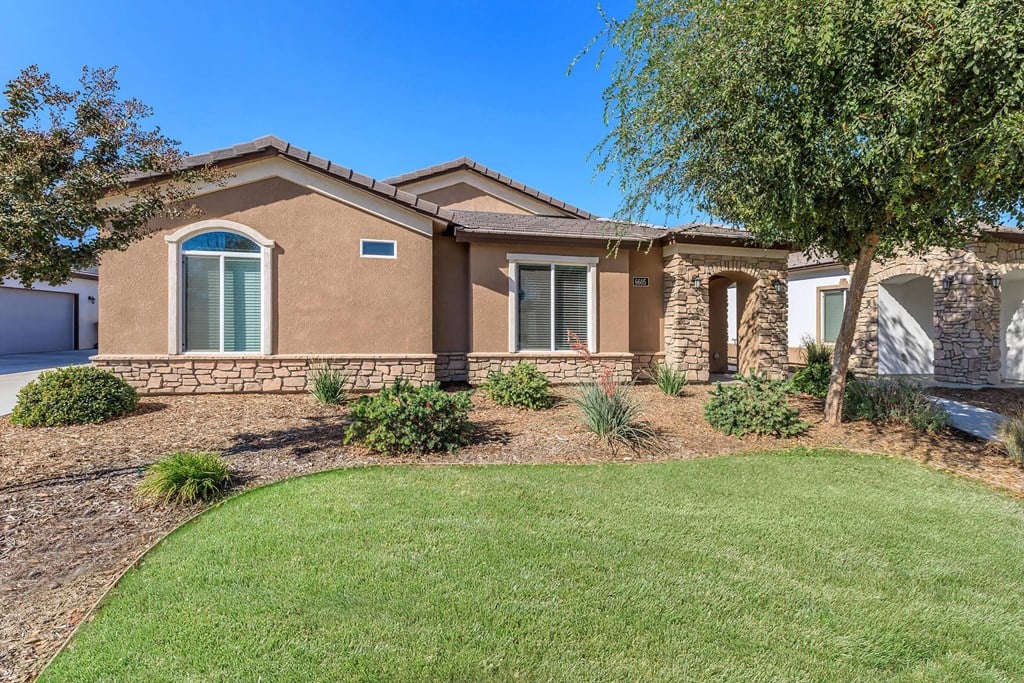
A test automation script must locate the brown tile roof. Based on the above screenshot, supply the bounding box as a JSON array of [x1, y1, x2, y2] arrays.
[[452, 211, 782, 248], [451, 210, 666, 244], [125, 136, 455, 223], [385, 157, 598, 219]]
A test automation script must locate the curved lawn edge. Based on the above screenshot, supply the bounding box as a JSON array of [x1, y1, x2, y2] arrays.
[[39, 448, 1024, 681]]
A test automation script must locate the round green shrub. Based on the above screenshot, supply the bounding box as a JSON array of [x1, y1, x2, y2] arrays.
[[704, 372, 809, 437], [483, 362, 553, 409], [137, 451, 233, 505], [344, 378, 475, 454], [10, 366, 139, 426]]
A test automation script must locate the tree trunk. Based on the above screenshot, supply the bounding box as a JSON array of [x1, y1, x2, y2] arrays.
[[823, 233, 880, 424]]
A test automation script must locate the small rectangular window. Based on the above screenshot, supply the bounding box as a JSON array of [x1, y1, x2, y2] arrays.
[[820, 289, 847, 343], [360, 239, 397, 258]]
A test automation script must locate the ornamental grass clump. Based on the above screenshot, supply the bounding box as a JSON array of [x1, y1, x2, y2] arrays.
[[704, 372, 810, 437], [136, 451, 232, 506], [344, 378, 474, 454], [483, 362, 553, 409], [10, 366, 138, 426], [998, 415, 1024, 465], [308, 365, 351, 405], [842, 378, 950, 434], [647, 362, 688, 397], [567, 331, 660, 452]]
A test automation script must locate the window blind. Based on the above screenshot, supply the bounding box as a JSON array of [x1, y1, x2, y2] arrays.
[[223, 257, 261, 352], [518, 264, 552, 350], [184, 256, 220, 352], [821, 290, 846, 343], [554, 265, 588, 350]]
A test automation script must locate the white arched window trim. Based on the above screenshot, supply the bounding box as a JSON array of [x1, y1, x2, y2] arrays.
[[165, 220, 275, 355]]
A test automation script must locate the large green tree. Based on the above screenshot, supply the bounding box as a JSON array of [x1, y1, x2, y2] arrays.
[[0, 66, 217, 285], [585, 0, 1024, 423]]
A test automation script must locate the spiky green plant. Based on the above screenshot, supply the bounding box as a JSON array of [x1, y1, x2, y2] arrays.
[[647, 362, 688, 397], [308, 365, 351, 405], [136, 451, 232, 505], [574, 380, 660, 453]]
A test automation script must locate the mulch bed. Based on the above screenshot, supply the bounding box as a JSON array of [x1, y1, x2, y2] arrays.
[[930, 386, 1024, 416], [2, 385, 1022, 682]]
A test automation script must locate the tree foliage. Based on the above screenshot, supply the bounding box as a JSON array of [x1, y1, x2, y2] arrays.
[[0, 65, 219, 285], [585, 0, 1024, 421]]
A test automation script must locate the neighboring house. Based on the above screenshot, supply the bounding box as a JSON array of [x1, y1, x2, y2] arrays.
[[94, 136, 791, 393], [787, 235, 1024, 385], [0, 268, 99, 354]]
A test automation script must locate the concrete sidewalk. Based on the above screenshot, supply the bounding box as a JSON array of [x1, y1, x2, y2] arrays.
[[929, 396, 1007, 442], [0, 350, 93, 416]]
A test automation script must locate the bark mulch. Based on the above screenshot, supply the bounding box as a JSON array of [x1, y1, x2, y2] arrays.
[[2, 385, 1022, 682], [930, 386, 1024, 417]]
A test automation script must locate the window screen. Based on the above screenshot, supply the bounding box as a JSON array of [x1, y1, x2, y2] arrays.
[[516, 263, 591, 351]]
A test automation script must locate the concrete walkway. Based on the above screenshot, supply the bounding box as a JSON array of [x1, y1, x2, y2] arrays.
[[0, 350, 93, 416], [929, 396, 1007, 442]]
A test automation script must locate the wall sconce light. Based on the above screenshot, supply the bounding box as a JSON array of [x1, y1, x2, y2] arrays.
[[941, 275, 955, 293], [87, 295, 96, 303], [771, 279, 783, 294], [692, 275, 702, 289], [986, 273, 1002, 289]]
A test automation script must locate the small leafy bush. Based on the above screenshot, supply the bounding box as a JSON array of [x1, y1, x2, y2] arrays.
[[483, 362, 553, 409], [136, 451, 232, 505], [647, 362, 688, 397], [575, 380, 660, 452], [790, 363, 857, 398], [704, 372, 810, 437], [344, 378, 474, 454], [843, 378, 950, 433], [801, 334, 833, 367], [308, 365, 351, 405], [998, 415, 1024, 465], [10, 366, 138, 426]]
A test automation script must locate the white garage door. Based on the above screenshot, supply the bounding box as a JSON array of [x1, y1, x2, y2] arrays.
[[0, 287, 76, 354]]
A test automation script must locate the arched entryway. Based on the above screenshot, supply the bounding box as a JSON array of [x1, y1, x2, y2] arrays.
[[1000, 270, 1024, 382], [878, 274, 934, 376], [709, 271, 757, 375]]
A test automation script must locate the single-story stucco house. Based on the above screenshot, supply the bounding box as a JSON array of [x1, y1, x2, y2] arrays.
[[1, 268, 99, 354], [94, 136, 1023, 393]]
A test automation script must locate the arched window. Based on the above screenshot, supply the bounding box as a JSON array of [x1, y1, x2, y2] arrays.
[[166, 222, 274, 355]]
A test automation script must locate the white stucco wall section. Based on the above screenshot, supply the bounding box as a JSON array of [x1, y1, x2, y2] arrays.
[[785, 266, 850, 347], [878, 275, 934, 375], [1, 275, 99, 349], [1001, 272, 1024, 382]]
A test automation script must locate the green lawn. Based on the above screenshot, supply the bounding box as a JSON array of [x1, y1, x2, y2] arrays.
[[43, 451, 1024, 682]]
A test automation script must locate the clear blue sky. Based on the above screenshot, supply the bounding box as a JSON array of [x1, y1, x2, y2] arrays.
[[0, 0, 704, 225]]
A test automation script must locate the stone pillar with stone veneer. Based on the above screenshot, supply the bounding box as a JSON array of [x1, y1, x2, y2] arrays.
[[663, 245, 790, 382]]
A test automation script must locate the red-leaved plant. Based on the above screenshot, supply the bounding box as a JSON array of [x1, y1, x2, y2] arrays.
[[566, 330, 617, 398]]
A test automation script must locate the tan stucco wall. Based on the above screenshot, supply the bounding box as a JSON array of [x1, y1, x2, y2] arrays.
[[99, 177, 433, 355], [433, 235, 469, 352], [628, 247, 664, 353], [467, 241, 631, 353], [419, 183, 531, 214]]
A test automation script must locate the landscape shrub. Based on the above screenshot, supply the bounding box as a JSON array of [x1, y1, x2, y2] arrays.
[[136, 451, 232, 505], [574, 379, 660, 452], [801, 334, 833, 367], [483, 362, 553, 409], [998, 415, 1024, 465], [308, 365, 351, 405], [704, 372, 810, 437], [789, 363, 858, 399], [344, 378, 474, 454], [647, 362, 688, 397], [10, 366, 138, 426], [843, 378, 950, 433]]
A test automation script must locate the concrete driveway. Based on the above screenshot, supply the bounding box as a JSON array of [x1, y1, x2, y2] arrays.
[[0, 350, 94, 416]]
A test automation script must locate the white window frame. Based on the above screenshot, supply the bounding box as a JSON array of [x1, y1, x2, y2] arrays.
[[360, 239, 398, 259], [165, 220, 275, 355], [507, 253, 598, 354]]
